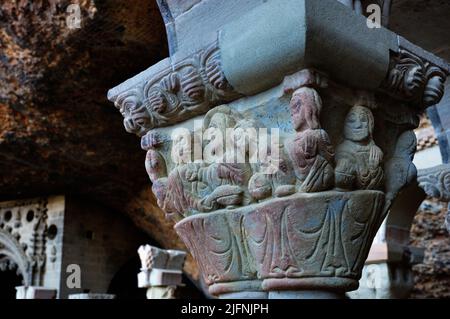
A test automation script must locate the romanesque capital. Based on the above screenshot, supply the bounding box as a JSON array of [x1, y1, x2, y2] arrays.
[[109, 0, 450, 299]]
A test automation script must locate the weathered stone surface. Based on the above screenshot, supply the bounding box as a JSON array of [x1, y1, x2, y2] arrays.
[[0, 0, 163, 204], [176, 190, 384, 296], [410, 198, 450, 298]]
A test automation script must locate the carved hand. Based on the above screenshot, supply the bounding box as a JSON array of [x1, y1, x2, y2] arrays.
[[369, 146, 382, 168]]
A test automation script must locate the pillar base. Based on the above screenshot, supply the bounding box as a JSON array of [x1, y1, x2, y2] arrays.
[[16, 286, 57, 299]]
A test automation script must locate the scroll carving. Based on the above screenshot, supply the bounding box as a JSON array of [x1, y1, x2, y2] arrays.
[[137, 68, 423, 296], [110, 41, 241, 136], [382, 49, 448, 108]]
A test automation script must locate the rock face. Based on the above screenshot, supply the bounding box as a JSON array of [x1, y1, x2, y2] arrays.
[[0, 0, 163, 202], [390, 0, 450, 62], [411, 198, 450, 298]]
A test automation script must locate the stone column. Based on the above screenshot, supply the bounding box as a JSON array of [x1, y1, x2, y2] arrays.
[[108, 0, 450, 299], [137, 245, 186, 299], [348, 220, 424, 299]]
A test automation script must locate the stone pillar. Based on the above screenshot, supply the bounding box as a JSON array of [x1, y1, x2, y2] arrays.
[[348, 221, 424, 299], [16, 286, 56, 299], [108, 0, 450, 299], [137, 245, 186, 299]]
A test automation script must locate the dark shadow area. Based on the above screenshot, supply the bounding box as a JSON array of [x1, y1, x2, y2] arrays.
[[107, 255, 206, 299], [0, 269, 23, 299]]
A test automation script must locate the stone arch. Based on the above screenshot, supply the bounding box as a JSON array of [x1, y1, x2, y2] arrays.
[[0, 228, 30, 286]]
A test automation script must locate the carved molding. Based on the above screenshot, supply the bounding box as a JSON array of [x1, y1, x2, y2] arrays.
[[109, 41, 241, 136], [176, 191, 385, 295], [0, 198, 49, 286], [382, 48, 448, 109], [418, 164, 450, 232]]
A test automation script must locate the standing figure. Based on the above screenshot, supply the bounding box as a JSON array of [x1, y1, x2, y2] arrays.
[[142, 131, 169, 211], [335, 105, 384, 191]]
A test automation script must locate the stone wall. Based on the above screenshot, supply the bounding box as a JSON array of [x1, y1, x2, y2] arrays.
[[59, 196, 150, 299]]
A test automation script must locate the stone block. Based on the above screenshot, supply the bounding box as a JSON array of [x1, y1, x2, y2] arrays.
[[16, 286, 57, 299]]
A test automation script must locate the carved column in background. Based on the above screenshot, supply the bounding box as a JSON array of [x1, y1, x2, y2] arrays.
[[108, 0, 450, 298], [138, 245, 186, 299], [418, 165, 450, 233]]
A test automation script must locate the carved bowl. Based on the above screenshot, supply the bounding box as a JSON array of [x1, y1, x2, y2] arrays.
[[175, 190, 385, 296]]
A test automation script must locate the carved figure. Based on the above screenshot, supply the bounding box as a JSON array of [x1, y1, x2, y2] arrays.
[[384, 130, 417, 201], [335, 105, 384, 190], [249, 144, 296, 201], [142, 131, 167, 183], [286, 87, 335, 192]]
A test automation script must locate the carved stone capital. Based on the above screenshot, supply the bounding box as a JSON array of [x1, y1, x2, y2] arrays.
[[418, 164, 450, 232], [418, 164, 450, 201], [110, 0, 450, 299], [137, 245, 186, 290]]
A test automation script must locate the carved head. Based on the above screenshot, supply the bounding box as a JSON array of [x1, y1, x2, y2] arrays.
[[171, 128, 193, 165], [290, 87, 322, 132], [116, 91, 151, 136], [204, 113, 236, 156], [344, 105, 374, 142], [145, 150, 167, 182], [141, 131, 164, 151], [209, 112, 236, 132]]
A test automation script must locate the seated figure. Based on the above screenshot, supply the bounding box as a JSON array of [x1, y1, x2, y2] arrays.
[[335, 105, 384, 191], [286, 87, 335, 193]]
